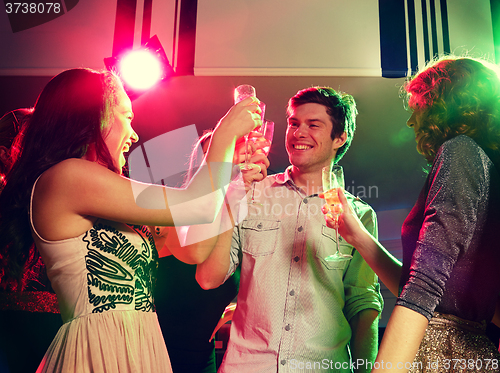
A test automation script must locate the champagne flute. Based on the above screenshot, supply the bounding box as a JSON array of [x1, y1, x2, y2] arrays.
[[321, 166, 352, 261], [257, 120, 274, 155], [234, 84, 265, 169], [248, 120, 274, 205], [262, 120, 274, 156]]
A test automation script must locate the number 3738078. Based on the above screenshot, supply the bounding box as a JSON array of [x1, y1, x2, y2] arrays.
[[5, 3, 62, 14], [441, 359, 499, 370]]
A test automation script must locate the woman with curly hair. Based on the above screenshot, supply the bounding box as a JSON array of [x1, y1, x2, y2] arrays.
[[0, 67, 261, 372], [326, 56, 500, 372]]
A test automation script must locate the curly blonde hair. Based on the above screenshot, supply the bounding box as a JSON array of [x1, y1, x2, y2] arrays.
[[403, 56, 500, 162]]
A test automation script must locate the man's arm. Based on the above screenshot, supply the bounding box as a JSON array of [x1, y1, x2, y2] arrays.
[[165, 206, 229, 264], [349, 309, 380, 373], [195, 227, 235, 289], [348, 201, 427, 373], [342, 198, 384, 371]]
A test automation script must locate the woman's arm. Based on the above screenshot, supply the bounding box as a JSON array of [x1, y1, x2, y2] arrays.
[[157, 97, 262, 225], [32, 99, 261, 240], [490, 295, 500, 327], [373, 306, 428, 372], [155, 138, 270, 264], [326, 189, 402, 296]]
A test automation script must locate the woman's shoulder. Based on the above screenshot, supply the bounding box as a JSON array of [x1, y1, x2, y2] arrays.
[[45, 158, 102, 174], [432, 135, 492, 181], [40, 158, 114, 185], [436, 135, 484, 164], [440, 134, 488, 155], [440, 135, 479, 151], [35, 158, 121, 204]]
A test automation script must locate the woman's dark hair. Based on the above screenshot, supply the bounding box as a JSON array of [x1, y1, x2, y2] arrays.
[[287, 86, 357, 163], [403, 56, 500, 162], [0, 68, 123, 290]]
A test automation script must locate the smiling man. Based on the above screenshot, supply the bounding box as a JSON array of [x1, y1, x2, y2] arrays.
[[196, 87, 383, 373]]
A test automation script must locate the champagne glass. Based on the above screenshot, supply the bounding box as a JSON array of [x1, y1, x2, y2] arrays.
[[322, 166, 352, 261], [257, 120, 274, 155], [234, 84, 265, 169], [248, 120, 274, 205]]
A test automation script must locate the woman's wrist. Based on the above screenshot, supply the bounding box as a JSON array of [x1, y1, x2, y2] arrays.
[[211, 126, 237, 145], [350, 226, 375, 252]]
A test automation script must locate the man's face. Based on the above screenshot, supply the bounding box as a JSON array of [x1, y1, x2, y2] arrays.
[[286, 103, 345, 173]]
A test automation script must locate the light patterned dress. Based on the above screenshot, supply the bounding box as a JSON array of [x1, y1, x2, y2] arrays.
[[31, 180, 171, 373]]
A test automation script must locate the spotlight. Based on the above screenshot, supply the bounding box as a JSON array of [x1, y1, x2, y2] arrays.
[[104, 35, 175, 99], [120, 50, 163, 90]]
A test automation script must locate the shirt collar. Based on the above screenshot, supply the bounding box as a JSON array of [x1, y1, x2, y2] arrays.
[[275, 166, 294, 185], [275, 164, 344, 198], [275, 166, 322, 198]]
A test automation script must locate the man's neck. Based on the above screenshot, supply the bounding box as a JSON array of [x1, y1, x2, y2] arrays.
[[289, 166, 325, 196]]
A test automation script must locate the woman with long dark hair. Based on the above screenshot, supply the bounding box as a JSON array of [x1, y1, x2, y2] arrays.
[[330, 56, 500, 372], [0, 108, 63, 373], [0, 68, 260, 372]]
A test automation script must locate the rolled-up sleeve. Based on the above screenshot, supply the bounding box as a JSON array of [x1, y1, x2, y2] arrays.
[[223, 226, 241, 283], [343, 200, 384, 321]]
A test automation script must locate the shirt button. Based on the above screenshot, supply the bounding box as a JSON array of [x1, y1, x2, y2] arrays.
[[257, 223, 263, 229], [289, 290, 295, 296], [285, 324, 291, 331], [294, 256, 300, 262], [303, 198, 309, 204], [281, 360, 286, 365], [297, 226, 303, 232]]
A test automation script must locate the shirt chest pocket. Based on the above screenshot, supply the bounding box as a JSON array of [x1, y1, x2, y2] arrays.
[[317, 225, 353, 270], [241, 219, 281, 256]]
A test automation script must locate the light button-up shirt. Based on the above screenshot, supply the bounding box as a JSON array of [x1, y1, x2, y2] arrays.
[[220, 168, 383, 373]]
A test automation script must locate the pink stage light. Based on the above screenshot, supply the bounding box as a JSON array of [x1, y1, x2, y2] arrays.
[[104, 35, 175, 99], [119, 50, 163, 90]]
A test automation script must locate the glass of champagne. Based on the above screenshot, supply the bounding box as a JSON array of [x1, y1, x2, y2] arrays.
[[234, 84, 265, 169], [258, 120, 274, 155], [248, 120, 274, 205], [322, 166, 352, 261]]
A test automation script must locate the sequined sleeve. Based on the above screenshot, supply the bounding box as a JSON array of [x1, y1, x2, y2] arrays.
[[396, 136, 488, 320]]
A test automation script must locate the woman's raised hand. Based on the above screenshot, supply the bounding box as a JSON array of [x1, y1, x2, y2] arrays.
[[216, 96, 262, 139]]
